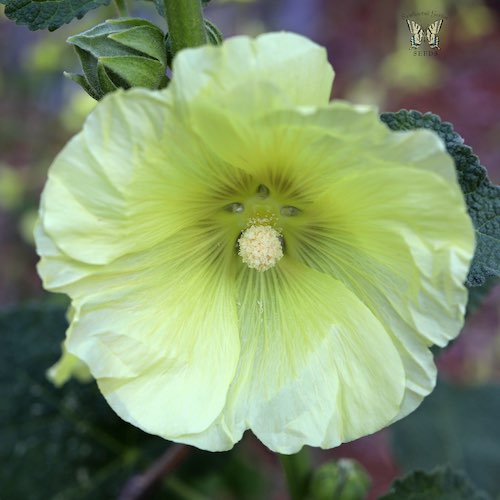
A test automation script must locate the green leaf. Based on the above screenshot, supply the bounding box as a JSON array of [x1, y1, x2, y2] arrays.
[[380, 110, 500, 288], [3, 0, 112, 31], [389, 379, 500, 496], [0, 304, 166, 499], [381, 467, 490, 500]]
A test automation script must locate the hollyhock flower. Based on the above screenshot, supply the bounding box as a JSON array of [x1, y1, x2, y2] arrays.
[[36, 32, 474, 453]]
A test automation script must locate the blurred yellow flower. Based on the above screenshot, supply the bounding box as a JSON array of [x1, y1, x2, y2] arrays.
[[36, 33, 474, 453]]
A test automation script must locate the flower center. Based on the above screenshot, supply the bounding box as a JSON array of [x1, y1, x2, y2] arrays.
[[238, 224, 283, 271]]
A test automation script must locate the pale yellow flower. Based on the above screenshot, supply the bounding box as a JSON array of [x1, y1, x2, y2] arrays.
[[36, 33, 475, 453]]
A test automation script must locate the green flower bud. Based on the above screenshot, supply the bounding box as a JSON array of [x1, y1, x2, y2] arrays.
[[308, 459, 371, 500], [65, 18, 168, 101]]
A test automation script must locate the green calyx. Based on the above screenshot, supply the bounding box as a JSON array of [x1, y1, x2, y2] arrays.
[[204, 19, 224, 45], [65, 18, 169, 100]]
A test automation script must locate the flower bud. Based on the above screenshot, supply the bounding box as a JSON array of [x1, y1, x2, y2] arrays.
[[65, 18, 168, 100], [308, 459, 371, 500]]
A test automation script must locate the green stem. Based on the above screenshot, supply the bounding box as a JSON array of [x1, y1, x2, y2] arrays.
[[164, 0, 207, 56], [165, 477, 206, 500], [279, 448, 313, 500], [114, 0, 129, 16]]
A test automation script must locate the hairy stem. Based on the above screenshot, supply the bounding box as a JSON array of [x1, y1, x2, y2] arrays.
[[164, 0, 207, 56], [279, 448, 313, 500]]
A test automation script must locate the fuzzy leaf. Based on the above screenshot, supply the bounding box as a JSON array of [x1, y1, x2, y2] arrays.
[[390, 380, 500, 496], [0, 304, 166, 499], [3, 0, 112, 31], [381, 467, 489, 500], [380, 110, 500, 288]]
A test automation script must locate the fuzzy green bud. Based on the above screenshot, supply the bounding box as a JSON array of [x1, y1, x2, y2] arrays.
[[65, 18, 168, 100], [308, 459, 371, 500]]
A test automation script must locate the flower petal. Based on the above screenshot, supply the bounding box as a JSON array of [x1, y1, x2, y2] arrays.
[[370, 127, 458, 182], [175, 258, 405, 453], [171, 32, 334, 108], [35, 220, 96, 291], [177, 100, 450, 209], [39, 88, 250, 268], [289, 165, 474, 420], [255, 102, 458, 183], [63, 228, 240, 438], [173, 94, 379, 202], [47, 343, 92, 387]]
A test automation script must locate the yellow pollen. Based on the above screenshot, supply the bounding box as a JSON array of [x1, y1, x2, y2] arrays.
[[238, 225, 283, 271]]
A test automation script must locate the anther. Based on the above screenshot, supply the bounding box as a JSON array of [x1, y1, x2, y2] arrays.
[[238, 225, 283, 271]]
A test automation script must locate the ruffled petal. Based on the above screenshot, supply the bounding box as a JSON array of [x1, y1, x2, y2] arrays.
[[38, 88, 251, 268], [178, 100, 453, 213], [35, 220, 97, 291], [288, 165, 474, 420], [166, 35, 334, 183], [174, 94, 385, 206], [171, 32, 334, 108], [175, 258, 405, 453], [47, 343, 92, 387], [62, 227, 240, 438], [369, 127, 458, 182], [253, 102, 458, 184]]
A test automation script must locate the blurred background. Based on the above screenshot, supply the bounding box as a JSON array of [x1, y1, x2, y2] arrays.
[[1, 0, 499, 499]]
